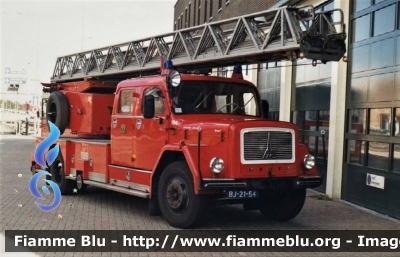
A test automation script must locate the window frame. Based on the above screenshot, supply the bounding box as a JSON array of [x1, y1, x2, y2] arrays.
[[143, 86, 166, 115]]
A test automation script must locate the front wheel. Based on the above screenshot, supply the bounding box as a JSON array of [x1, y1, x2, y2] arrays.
[[158, 161, 207, 229], [259, 188, 306, 221]]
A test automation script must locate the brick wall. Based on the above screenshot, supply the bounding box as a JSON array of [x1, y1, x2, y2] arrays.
[[174, 0, 280, 30]]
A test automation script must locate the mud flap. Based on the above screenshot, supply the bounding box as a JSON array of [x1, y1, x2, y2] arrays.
[[148, 198, 161, 216]]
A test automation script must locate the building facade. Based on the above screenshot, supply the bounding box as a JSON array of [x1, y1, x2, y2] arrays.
[[344, 0, 400, 219], [174, 0, 400, 219], [173, 0, 278, 30]]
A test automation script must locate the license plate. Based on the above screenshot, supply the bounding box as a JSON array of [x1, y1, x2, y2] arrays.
[[225, 190, 259, 198]]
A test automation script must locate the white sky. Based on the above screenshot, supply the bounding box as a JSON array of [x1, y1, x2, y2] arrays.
[[0, 0, 176, 105]]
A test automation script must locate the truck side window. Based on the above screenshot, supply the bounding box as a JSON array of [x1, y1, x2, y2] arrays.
[[118, 89, 136, 114], [144, 87, 165, 114]]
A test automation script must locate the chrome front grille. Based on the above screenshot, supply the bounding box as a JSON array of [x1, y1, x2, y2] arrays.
[[241, 129, 294, 163]]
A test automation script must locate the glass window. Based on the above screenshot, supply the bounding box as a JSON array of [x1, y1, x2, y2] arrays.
[[368, 142, 389, 170], [348, 109, 366, 134], [293, 111, 305, 130], [321, 1, 334, 11], [305, 111, 318, 131], [144, 87, 165, 114], [241, 92, 257, 116], [348, 140, 365, 165], [319, 110, 330, 131], [217, 67, 228, 77], [119, 90, 135, 113], [350, 77, 368, 103], [394, 144, 400, 171], [180, 14, 183, 28], [352, 45, 370, 73], [369, 108, 391, 136], [304, 136, 317, 155], [174, 81, 259, 116], [373, 4, 395, 37], [354, 0, 371, 13], [188, 4, 191, 27], [194, 0, 196, 24], [317, 136, 329, 158], [185, 8, 188, 28], [353, 14, 370, 42], [197, 1, 201, 25], [395, 109, 400, 137], [368, 70, 394, 98], [204, 0, 208, 23], [375, 0, 386, 4], [210, 0, 213, 18], [268, 111, 279, 121]]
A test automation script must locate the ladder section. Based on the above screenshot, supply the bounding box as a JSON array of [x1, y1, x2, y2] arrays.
[[51, 6, 346, 83]]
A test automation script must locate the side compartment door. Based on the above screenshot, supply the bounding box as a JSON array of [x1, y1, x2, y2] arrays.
[[111, 89, 137, 167]]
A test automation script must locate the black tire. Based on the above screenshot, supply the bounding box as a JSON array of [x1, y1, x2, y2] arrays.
[[158, 161, 207, 229], [49, 153, 74, 195], [31, 164, 36, 176], [46, 91, 69, 134], [75, 173, 87, 194], [259, 188, 306, 221]]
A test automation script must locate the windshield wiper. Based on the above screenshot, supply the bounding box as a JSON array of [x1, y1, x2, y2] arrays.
[[195, 91, 213, 109], [233, 96, 254, 112]]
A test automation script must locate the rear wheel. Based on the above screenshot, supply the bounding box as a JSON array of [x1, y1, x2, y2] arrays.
[[75, 173, 87, 194], [158, 161, 207, 229], [259, 188, 306, 221], [31, 164, 36, 176], [49, 153, 74, 195]]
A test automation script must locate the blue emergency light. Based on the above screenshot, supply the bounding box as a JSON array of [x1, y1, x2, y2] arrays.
[[164, 60, 174, 69]]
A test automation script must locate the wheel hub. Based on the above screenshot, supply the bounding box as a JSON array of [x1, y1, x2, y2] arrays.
[[166, 179, 187, 212], [48, 103, 57, 123], [76, 175, 83, 189]]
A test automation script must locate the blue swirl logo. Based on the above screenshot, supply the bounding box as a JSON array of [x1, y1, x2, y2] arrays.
[[30, 121, 62, 211]]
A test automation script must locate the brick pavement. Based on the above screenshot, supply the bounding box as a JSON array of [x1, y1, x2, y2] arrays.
[[0, 135, 399, 257]]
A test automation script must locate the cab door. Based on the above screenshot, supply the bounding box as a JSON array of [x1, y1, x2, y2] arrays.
[[111, 88, 138, 167], [132, 86, 167, 170]]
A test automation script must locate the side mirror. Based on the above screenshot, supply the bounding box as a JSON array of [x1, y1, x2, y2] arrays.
[[261, 100, 269, 119], [143, 95, 155, 119]]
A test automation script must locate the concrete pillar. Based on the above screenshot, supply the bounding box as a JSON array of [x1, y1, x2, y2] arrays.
[[325, 0, 350, 199], [279, 61, 293, 122]]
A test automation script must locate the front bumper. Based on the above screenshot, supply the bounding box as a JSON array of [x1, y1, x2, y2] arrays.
[[201, 176, 322, 190]]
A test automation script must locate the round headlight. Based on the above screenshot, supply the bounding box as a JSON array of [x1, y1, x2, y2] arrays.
[[167, 70, 181, 87], [303, 154, 315, 169], [210, 157, 225, 174]]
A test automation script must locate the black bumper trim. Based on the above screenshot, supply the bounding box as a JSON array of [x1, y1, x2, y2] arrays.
[[203, 182, 247, 188], [201, 176, 322, 190], [294, 176, 322, 188]]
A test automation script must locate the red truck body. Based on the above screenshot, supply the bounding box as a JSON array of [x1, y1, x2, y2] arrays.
[[32, 67, 320, 228]]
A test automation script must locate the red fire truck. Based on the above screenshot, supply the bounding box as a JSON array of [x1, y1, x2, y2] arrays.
[[31, 6, 346, 228]]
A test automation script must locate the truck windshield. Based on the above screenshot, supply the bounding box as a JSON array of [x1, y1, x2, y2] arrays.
[[173, 81, 260, 116]]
